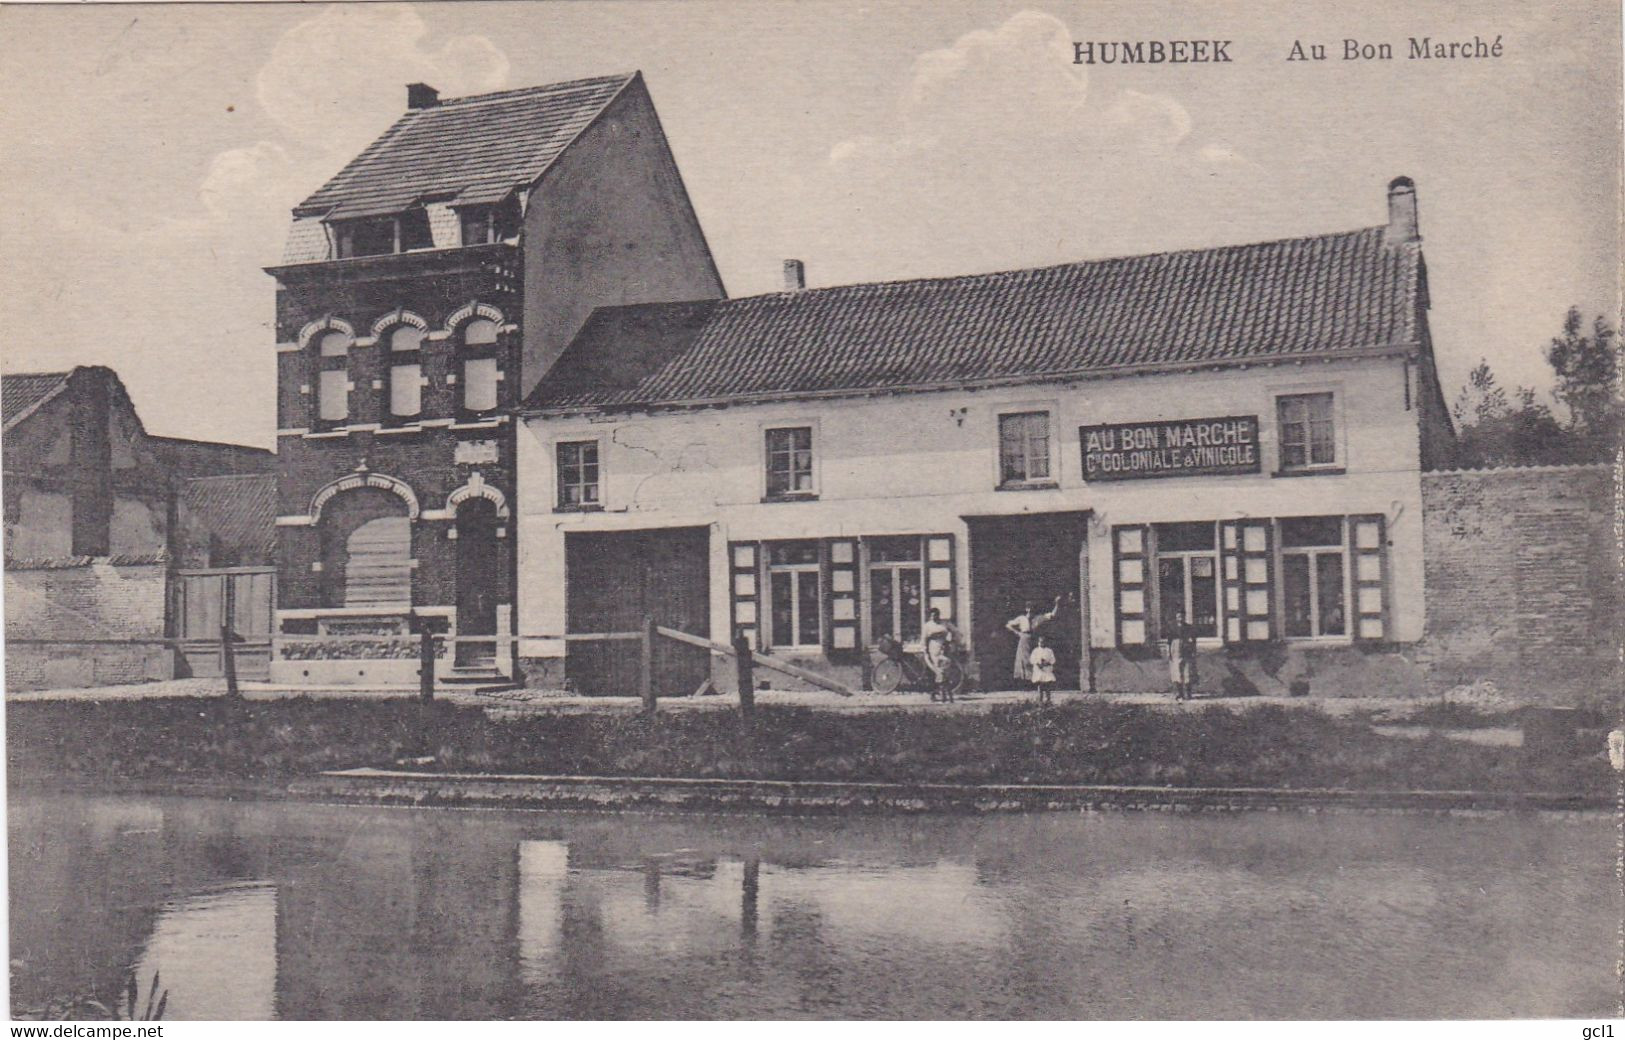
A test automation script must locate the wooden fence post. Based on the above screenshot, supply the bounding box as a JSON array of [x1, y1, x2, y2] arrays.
[[419, 627, 436, 702], [221, 576, 240, 699], [639, 615, 657, 713], [733, 629, 755, 721]]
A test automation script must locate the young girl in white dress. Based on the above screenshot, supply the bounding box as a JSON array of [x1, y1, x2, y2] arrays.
[[1029, 634, 1057, 704]]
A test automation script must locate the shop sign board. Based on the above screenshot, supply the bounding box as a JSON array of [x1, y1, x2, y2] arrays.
[[1081, 415, 1261, 481]]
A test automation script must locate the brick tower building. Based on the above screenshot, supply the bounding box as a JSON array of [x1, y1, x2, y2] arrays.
[[267, 72, 723, 684]]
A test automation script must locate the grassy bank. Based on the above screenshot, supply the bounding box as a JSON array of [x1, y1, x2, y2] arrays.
[[6, 696, 1616, 798]]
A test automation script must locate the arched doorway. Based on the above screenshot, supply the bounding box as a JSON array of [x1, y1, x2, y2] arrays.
[[455, 498, 500, 667], [319, 488, 412, 608]]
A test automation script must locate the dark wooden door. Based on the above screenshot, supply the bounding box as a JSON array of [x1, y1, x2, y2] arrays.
[[966, 512, 1088, 691], [455, 500, 500, 666], [565, 527, 710, 696]]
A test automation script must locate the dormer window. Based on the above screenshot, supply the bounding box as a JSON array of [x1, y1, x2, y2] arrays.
[[456, 197, 520, 247], [460, 207, 496, 246], [335, 218, 395, 259]]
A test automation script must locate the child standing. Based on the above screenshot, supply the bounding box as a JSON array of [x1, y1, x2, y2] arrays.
[[1168, 614, 1198, 702], [1029, 634, 1057, 705]]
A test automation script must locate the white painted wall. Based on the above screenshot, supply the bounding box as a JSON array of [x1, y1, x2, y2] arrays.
[[517, 357, 1426, 662]]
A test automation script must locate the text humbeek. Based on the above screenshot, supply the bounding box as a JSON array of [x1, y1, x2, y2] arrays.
[[1072, 40, 1233, 65]]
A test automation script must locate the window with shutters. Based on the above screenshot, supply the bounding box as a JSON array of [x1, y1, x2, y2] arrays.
[[998, 411, 1052, 486], [1154, 522, 1219, 639], [767, 540, 822, 649], [868, 536, 925, 645], [1280, 516, 1348, 638], [1276, 392, 1337, 471]]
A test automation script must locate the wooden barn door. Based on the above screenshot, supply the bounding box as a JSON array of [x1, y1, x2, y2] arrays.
[[965, 512, 1089, 691], [564, 527, 710, 696]]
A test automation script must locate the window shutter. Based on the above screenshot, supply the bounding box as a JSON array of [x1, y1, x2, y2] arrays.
[[926, 535, 956, 624], [1113, 525, 1151, 647], [1349, 514, 1388, 641], [729, 542, 760, 650], [824, 537, 860, 658], [1223, 518, 1276, 642]]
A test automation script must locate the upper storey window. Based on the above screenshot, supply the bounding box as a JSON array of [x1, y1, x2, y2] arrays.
[[335, 219, 395, 259], [459, 317, 501, 415], [1277, 392, 1337, 472], [457, 199, 520, 246]]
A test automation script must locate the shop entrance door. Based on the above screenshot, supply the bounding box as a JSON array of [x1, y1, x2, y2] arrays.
[[964, 511, 1090, 691]]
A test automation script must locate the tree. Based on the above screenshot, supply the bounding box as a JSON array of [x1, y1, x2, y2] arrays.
[[1450, 309, 1620, 468], [1452, 358, 1509, 426], [1545, 307, 1621, 453]]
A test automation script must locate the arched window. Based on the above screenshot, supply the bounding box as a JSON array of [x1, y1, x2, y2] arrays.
[[318, 488, 411, 608], [315, 330, 350, 423], [459, 318, 500, 414], [386, 326, 424, 420]]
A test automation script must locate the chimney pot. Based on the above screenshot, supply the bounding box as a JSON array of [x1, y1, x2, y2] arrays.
[[407, 83, 440, 110], [782, 259, 806, 291], [1385, 175, 1419, 244]]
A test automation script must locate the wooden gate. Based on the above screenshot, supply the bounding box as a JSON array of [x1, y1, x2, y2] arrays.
[[965, 512, 1089, 691], [564, 527, 710, 696], [175, 567, 275, 679]]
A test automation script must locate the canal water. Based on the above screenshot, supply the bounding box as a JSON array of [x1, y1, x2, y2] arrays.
[[8, 793, 1619, 1019]]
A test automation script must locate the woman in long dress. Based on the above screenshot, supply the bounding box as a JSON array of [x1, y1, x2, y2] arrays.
[[1006, 595, 1061, 684]]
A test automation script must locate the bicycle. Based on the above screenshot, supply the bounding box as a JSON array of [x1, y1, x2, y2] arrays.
[[870, 634, 966, 698]]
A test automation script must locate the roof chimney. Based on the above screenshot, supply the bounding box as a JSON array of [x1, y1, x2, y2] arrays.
[[406, 83, 440, 110], [782, 259, 806, 291], [1385, 176, 1419, 245]]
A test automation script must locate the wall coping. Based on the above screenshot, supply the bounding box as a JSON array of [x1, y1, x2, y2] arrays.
[[1424, 463, 1612, 477]]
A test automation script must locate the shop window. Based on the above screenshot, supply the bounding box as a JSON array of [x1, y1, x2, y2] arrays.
[[1280, 516, 1347, 638], [868, 536, 925, 645], [1155, 522, 1218, 639], [767, 540, 821, 649], [556, 440, 601, 510], [1277, 392, 1337, 471], [998, 411, 1051, 486], [765, 426, 814, 498]]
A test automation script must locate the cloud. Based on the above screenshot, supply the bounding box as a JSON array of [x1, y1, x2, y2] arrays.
[[802, 10, 1268, 286], [257, 4, 507, 148]]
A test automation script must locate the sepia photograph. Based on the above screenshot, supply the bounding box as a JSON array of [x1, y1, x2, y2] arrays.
[[1, 0, 1621, 1025]]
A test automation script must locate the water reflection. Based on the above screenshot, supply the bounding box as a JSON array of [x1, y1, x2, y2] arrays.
[[8, 794, 1619, 1020]]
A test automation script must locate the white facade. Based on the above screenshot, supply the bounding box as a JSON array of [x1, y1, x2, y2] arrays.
[[517, 354, 1428, 685]]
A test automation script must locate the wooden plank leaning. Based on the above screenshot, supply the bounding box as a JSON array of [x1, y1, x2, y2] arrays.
[[654, 626, 855, 697]]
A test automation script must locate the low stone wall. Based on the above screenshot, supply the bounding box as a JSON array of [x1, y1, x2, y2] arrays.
[[1419, 465, 1620, 708], [4, 559, 173, 690]]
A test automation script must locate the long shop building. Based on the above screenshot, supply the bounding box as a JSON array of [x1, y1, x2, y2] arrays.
[[515, 180, 1458, 697]]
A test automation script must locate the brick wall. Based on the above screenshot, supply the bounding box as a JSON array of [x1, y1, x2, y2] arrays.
[[1420, 465, 1620, 707], [4, 559, 173, 690]]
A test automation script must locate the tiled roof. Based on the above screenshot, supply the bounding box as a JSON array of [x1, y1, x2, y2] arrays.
[[149, 435, 276, 478], [528, 227, 1423, 411], [295, 73, 637, 221], [2, 371, 70, 430], [180, 474, 277, 565]]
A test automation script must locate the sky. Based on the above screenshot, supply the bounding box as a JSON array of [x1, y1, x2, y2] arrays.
[[1, 0, 1618, 448]]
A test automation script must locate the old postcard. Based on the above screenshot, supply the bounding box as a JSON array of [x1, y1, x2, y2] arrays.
[[2, 0, 1620, 1026]]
